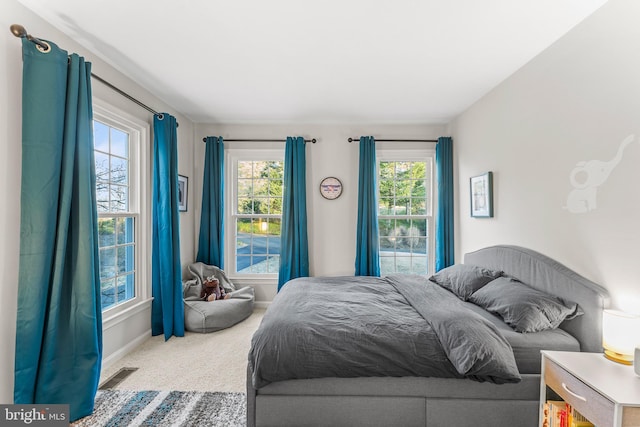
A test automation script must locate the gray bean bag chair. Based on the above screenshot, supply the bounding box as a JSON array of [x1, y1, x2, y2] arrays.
[[183, 262, 255, 333]]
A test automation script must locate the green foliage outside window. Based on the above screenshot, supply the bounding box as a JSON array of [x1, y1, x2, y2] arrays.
[[237, 160, 283, 235]]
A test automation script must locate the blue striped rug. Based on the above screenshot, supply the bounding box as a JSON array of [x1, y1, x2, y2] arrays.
[[72, 390, 246, 427]]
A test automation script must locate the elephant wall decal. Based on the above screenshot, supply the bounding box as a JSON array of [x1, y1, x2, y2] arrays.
[[565, 134, 636, 213]]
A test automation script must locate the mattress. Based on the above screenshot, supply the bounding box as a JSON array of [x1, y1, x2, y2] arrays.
[[465, 301, 580, 374]]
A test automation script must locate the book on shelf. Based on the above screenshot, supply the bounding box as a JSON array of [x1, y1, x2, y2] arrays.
[[543, 400, 593, 427]]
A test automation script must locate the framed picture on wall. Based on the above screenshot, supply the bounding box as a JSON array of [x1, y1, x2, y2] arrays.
[[178, 175, 188, 212], [470, 172, 493, 218]]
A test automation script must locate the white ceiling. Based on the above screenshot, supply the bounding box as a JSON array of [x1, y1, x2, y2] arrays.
[[18, 0, 608, 124]]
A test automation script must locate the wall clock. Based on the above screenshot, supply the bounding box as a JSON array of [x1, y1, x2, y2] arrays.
[[319, 177, 343, 200]]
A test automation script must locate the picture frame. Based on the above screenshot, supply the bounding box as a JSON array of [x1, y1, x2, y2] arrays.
[[470, 172, 493, 218], [178, 175, 188, 212]]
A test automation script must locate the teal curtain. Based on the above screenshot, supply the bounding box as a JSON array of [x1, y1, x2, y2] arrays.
[[151, 114, 184, 340], [196, 136, 225, 268], [278, 136, 309, 290], [435, 136, 454, 271], [14, 39, 102, 421], [355, 136, 380, 276]]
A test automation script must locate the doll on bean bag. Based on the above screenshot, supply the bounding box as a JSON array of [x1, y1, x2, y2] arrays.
[[200, 275, 230, 301]]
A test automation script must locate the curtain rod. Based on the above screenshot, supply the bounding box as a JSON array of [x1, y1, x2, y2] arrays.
[[348, 137, 438, 143], [11, 24, 179, 126], [202, 138, 316, 144]]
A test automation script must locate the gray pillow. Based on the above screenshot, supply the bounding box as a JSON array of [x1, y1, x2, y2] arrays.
[[469, 277, 582, 333], [429, 264, 502, 301]]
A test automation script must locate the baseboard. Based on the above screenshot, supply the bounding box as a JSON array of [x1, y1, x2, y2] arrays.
[[101, 329, 151, 370], [254, 301, 271, 309]]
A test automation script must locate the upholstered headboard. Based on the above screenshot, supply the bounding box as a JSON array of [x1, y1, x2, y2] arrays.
[[464, 245, 610, 353]]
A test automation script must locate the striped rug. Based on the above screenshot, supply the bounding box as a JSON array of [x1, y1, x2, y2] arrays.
[[72, 390, 246, 427]]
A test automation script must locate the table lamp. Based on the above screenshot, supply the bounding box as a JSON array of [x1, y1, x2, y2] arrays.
[[602, 309, 640, 365]]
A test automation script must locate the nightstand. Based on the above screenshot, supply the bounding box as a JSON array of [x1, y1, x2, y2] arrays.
[[540, 351, 640, 427]]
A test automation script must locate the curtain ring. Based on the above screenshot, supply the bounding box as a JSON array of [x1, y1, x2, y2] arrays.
[[36, 40, 51, 54], [157, 113, 164, 120]]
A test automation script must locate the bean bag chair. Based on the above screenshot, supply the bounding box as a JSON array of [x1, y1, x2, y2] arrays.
[[183, 262, 255, 333]]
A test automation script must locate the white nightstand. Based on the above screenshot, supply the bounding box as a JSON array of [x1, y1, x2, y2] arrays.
[[540, 351, 640, 427]]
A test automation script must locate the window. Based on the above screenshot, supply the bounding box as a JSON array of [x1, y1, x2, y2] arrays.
[[228, 151, 284, 277], [378, 153, 434, 275], [93, 102, 148, 313]]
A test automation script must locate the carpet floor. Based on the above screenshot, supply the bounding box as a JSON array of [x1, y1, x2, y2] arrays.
[[83, 309, 266, 426], [72, 390, 246, 427], [100, 308, 265, 393]]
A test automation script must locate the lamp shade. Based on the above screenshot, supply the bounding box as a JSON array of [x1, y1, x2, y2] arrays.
[[602, 309, 640, 365]]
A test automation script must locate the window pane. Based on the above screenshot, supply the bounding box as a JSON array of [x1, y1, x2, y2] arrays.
[[96, 184, 109, 213], [379, 198, 393, 215], [410, 256, 428, 274], [266, 255, 279, 273], [238, 198, 253, 214], [253, 197, 269, 214], [110, 128, 129, 158], [379, 255, 396, 276], [238, 179, 252, 197], [253, 161, 268, 177], [411, 179, 426, 198], [94, 121, 109, 153], [379, 182, 394, 199], [253, 179, 268, 196], [271, 198, 283, 215], [116, 217, 134, 244], [394, 198, 410, 215], [110, 185, 128, 212], [237, 255, 251, 273], [237, 218, 252, 239], [115, 275, 134, 303], [117, 245, 135, 274], [98, 218, 116, 247], [95, 152, 110, 182], [379, 218, 395, 252], [393, 255, 413, 274], [100, 247, 116, 280], [101, 279, 115, 310], [238, 161, 253, 178], [123, 273, 135, 300], [111, 156, 128, 185], [268, 218, 281, 238], [411, 198, 426, 215], [266, 161, 283, 180], [412, 238, 427, 254]]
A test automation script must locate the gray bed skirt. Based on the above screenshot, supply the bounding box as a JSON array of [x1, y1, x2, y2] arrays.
[[247, 369, 541, 427]]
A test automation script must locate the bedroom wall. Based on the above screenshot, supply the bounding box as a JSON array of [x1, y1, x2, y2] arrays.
[[194, 123, 446, 302], [1, 0, 197, 403], [449, 0, 640, 313]]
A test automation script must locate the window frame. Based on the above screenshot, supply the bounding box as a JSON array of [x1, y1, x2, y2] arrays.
[[377, 147, 437, 276], [225, 148, 285, 284], [93, 99, 151, 321]]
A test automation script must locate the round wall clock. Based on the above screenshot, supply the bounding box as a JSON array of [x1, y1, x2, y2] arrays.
[[319, 177, 343, 200]]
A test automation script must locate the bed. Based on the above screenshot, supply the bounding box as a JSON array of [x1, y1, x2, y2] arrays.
[[246, 245, 610, 427]]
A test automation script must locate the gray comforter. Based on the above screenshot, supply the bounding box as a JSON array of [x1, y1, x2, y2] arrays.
[[248, 275, 521, 389]]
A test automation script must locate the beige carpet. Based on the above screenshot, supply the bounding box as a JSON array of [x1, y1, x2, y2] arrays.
[[99, 308, 265, 393]]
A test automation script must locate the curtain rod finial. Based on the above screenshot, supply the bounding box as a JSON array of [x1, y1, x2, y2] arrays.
[[10, 24, 27, 38]]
